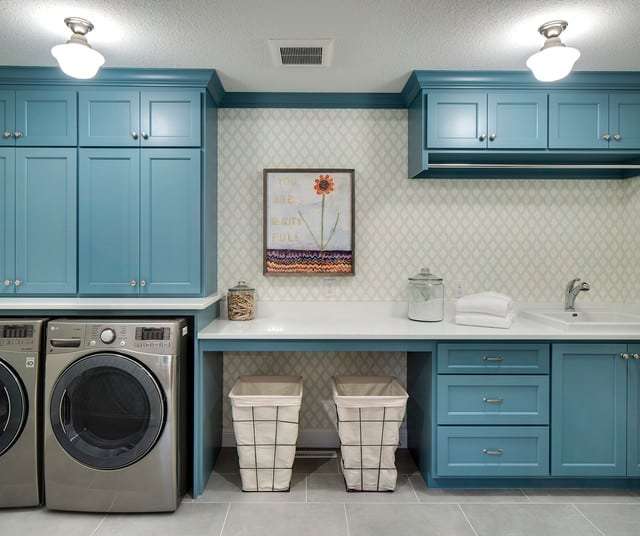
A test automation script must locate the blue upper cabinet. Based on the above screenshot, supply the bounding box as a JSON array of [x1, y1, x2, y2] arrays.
[[0, 91, 15, 147], [140, 91, 201, 147], [551, 343, 628, 477], [79, 149, 140, 295], [549, 91, 609, 149], [79, 90, 141, 147], [140, 149, 201, 295], [427, 91, 487, 149], [628, 346, 640, 476], [487, 92, 547, 149], [14, 90, 77, 147], [0, 149, 15, 294], [610, 93, 640, 149], [14, 148, 76, 294]]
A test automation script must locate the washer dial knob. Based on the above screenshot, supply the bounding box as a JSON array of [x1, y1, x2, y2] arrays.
[[100, 328, 116, 344]]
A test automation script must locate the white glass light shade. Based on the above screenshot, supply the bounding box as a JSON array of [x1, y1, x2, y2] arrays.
[[51, 41, 105, 79], [526, 44, 580, 82]]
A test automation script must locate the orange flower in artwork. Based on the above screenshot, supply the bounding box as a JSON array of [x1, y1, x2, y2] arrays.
[[314, 175, 335, 195]]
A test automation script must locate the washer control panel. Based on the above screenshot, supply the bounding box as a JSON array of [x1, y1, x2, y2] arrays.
[[0, 322, 40, 351]]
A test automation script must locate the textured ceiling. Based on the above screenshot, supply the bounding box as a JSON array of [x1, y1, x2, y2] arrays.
[[1, 0, 639, 92]]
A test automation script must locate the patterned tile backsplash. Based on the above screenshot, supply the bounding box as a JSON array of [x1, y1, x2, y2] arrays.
[[218, 108, 640, 445]]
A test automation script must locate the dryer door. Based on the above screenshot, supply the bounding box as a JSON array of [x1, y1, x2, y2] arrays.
[[50, 353, 165, 470], [0, 359, 27, 456]]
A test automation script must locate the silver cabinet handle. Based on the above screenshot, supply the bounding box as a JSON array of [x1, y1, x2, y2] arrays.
[[483, 397, 504, 405], [602, 133, 611, 141], [140, 280, 147, 287], [482, 448, 503, 456], [613, 134, 622, 141], [489, 133, 496, 141], [478, 133, 486, 142], [13, 131, 23, 139], [141, 131, 149, 140], [14, 279, 22, 287], [3, 279, 13, 287], [482, 355, 504, 362], [129, 279, 137, 287], [131, 131, 139, 140], [2, 131, 11, 139], [622, 353, 631, 360], [633, 353, 640, 360]]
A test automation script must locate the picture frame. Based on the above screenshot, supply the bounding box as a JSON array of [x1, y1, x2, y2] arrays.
[[263, 168, 355, 276]]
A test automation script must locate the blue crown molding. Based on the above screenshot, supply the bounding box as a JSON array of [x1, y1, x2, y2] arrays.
[[220, 91, 405, 109], [401, 70, 640, 105]]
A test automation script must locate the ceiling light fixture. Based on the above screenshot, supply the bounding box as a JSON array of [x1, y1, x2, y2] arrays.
[[526, 20, 580, 82], [51, 17, 105, 79]]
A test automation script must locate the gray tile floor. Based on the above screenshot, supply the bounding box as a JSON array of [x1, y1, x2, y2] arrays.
[[3, 448, 640, 536]]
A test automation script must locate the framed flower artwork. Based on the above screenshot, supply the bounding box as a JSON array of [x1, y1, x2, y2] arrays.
[[263, 168, 355, 275]]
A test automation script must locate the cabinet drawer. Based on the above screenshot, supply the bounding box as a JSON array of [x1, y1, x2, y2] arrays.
[[437, 426, 549, 477], [437, 375, 549, 425], [437, 343, 549, 374]]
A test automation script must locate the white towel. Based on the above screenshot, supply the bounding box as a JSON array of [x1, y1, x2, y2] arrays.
[[455, 291, 514, 318], [455, 312, 515, 329]]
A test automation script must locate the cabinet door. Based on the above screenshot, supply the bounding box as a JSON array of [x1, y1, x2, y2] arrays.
[[140, 91, 201, 147], [0, 91, 15, 147], [14, 90, 77, 146], [549, 92, 609, 149], [14, 148, 76, 294], [140, 149, 200, 295], [551, 343, 628, 476], [628, 345, 640, 476], [79, 149, 140, 295], [79, 91, 140, 147], [487, 92, 547, 149], [427, 91, 487, 149], [0, 149, 15, 294], [610, 93, 640, 149]]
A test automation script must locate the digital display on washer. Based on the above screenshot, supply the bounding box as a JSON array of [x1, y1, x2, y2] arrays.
[[135, 327, 169, 341], [0, 325, 34, 339]]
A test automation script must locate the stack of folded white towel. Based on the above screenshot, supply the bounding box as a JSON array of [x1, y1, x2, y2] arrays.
[[455, 291, 515, 329]]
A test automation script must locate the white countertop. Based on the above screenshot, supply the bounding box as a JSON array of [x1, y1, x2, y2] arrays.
[[0, 293, 222, 311], [198, 301, 640, 340]]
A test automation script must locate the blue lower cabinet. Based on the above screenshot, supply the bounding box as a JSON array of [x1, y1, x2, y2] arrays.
[[551, 343, 628, 477], [628, 346, 640, 476], [436, 426, 549, 477], [437, 343, 550, 374], [79, 149, 140, 295], [437, 375, 549, 425], [14, 148, 77, 294], [0, 148, 15, 293], [140, 149, 201, 295]]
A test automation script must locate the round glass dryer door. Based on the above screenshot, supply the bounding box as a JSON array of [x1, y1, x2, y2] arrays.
[[0, 360, 26, 456], [50, 353, 165, 470]]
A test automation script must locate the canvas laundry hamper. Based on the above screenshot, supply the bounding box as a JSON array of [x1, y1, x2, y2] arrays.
[[332, 376, 408, 491], [229, 376, 303, 491]]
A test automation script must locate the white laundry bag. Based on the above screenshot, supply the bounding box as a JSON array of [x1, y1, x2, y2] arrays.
[[332, 376, 408, 491], [229, 376, 303, 491]]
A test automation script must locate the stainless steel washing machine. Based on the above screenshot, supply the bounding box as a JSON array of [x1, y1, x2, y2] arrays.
[[0, 319, 45, 508], [44, 319, 188, 513]]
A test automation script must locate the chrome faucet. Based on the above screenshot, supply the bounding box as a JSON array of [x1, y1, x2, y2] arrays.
[[564, 278, 590, 311]]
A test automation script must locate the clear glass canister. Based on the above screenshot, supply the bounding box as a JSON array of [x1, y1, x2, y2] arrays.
[[408, 268, 444, 322], [227, 281, 256, 321]]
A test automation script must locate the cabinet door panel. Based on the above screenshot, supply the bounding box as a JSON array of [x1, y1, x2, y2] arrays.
[[427, 91, 487, 149], [610, 93, 640, 149], [0, 148, 15, 294], [140, 91, 201, 147], [551, 343, 627, 476], [15, 148, 76, 294], [628, 345, 640, 476], [0, 91, 15, 147], [549, 92, 609, 149], [79, 91, 140, 147], [140, 149, 200, 295], [79, 149, 140, 295], [15, 90, 77, 146], [488, 91, 547, 149]]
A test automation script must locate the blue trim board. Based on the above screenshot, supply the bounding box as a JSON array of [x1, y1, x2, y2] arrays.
[[220, 91, 405, 109]]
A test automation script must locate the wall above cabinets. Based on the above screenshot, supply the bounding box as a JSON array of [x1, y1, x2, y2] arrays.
[[403, 71, 640, 179]]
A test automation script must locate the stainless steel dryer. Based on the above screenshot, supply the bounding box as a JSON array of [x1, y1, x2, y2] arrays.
[[44, 319, 188, 513], [0, 319, 45, 508]]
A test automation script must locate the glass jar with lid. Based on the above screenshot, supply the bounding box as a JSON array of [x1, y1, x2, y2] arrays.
[[408, 268, 444, 322], [227, 280, 256, 321]]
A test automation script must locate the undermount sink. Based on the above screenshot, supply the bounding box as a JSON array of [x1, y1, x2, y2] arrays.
[[521, 309, 640, 333]]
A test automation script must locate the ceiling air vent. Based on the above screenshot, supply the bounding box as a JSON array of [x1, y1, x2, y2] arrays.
[[268, 39, 334, 67]]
